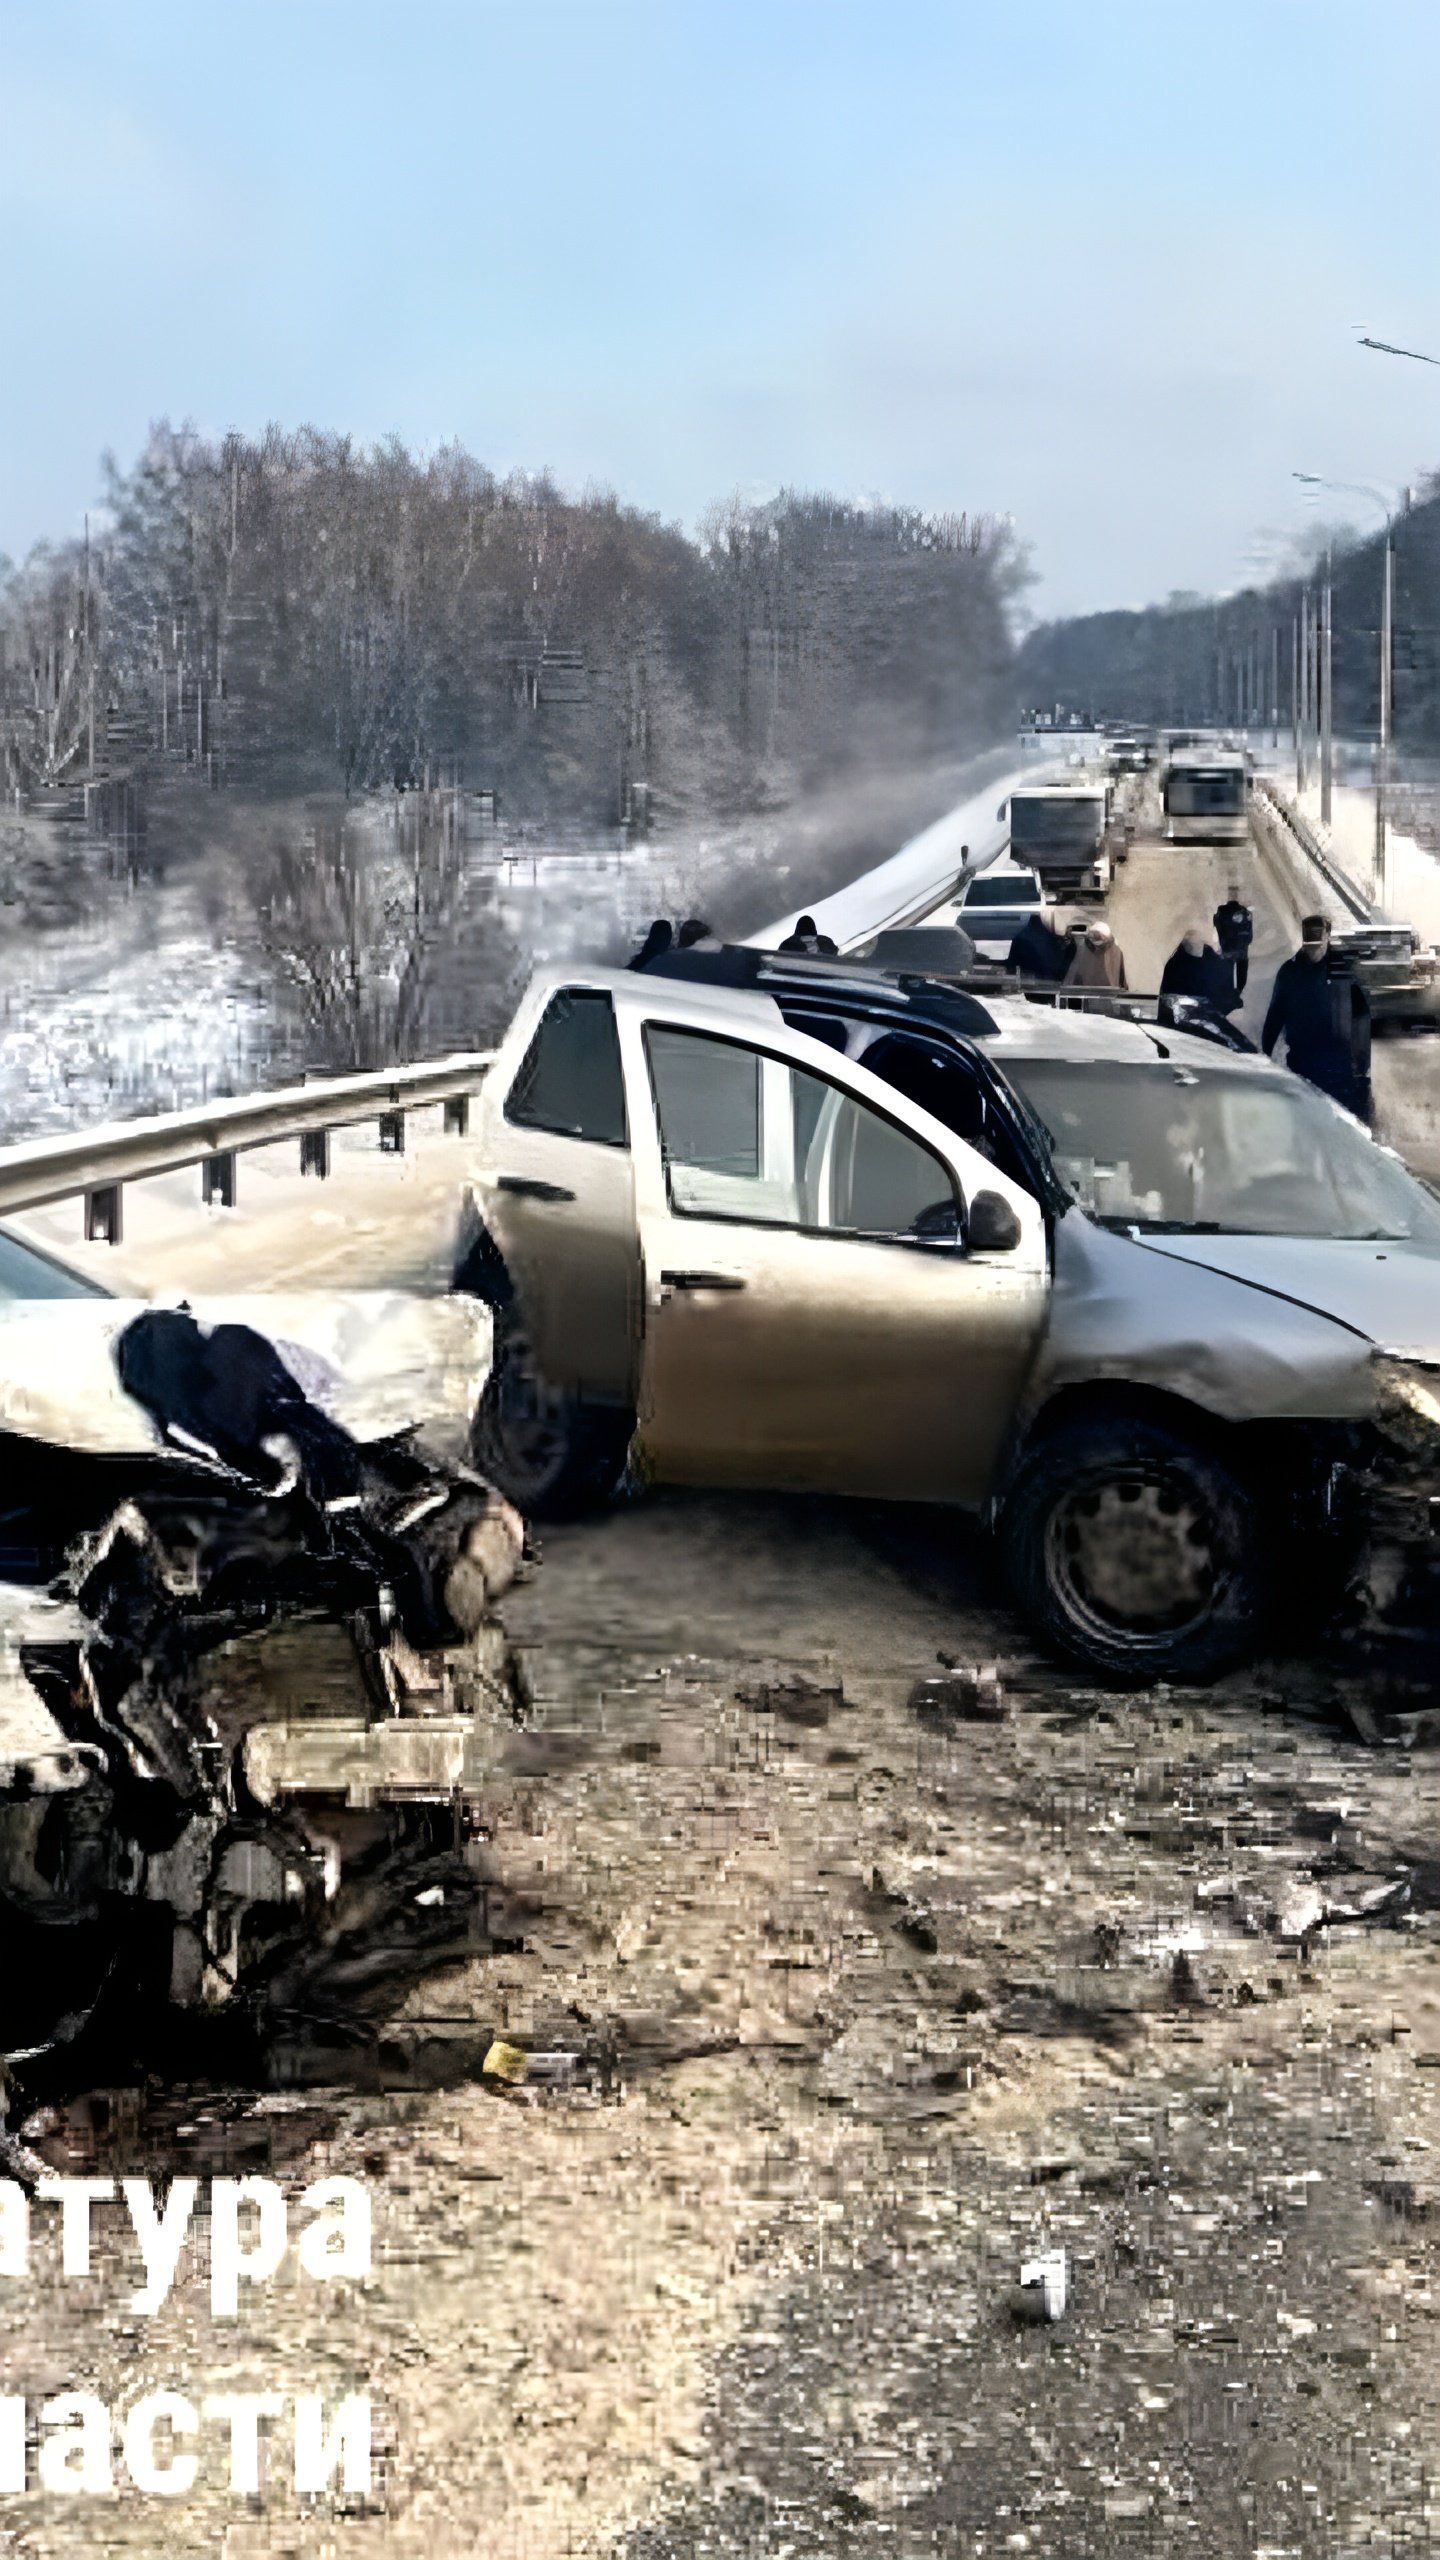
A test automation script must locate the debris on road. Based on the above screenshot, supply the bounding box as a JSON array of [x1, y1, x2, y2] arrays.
[[735, 1665, 843, 1725], [1013, 2248, 1069, 2323], [908, 1654, 1008, 1723]]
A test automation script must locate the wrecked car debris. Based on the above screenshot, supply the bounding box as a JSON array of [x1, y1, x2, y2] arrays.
[[1330, 1357, 1440, 1715], [1013, 2248, 1069, 2324], [908, 1656, 1008, 1723], [734, 1667, 843, 1726], [0, 1301, 530, 2096]]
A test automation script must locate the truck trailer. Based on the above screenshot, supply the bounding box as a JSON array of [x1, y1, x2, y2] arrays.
[[999, 773, 1113, 900]]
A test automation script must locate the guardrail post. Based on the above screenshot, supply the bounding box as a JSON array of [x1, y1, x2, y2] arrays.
[[443, 1095, 469, 1136], [378, 1110, 406, 1154], [300, 1129, 330, 1179], [84, 1184, 122, 1245], [202, 1151, 237, 1208]]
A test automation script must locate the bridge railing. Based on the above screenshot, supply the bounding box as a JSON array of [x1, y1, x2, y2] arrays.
[[1251, 777, 1374, 927], [0, 1051, 495, 1241]]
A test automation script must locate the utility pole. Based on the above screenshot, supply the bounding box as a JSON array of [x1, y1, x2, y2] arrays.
[[1272, 625, 1281, 747], [1320, 553, 1333, 826], [1298, 596, 1311, 791], [1292, 614, 1301, 784], [1376, 523, 1394, 903]]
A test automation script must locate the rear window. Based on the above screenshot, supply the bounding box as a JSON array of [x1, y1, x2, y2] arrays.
[[963, 875, 1038, 909], [505, 990, 628, 1146]]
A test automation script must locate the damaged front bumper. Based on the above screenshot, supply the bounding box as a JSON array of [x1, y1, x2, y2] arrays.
[[1331, 1355, 1440, 1706]]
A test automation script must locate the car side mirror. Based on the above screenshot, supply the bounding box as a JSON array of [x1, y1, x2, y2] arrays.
[[908, 1197, 964, 1247], [967, 1189, 1022, 1254]]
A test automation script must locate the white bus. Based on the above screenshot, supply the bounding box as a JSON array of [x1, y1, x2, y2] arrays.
[[1162, 747, 1249, 845]]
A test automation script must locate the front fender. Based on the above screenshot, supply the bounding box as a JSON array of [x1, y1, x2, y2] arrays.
[[1024, 1214, 1376, 1430]]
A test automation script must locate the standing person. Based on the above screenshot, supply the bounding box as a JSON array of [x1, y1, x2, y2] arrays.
[[629, 919, 673, 971], [1262, 915, 1373, 1118], [1212, 885, 1255, 995], [778, 913, 838, 956], [1006, 912, 1075, 982], [1160, 927, 1242, 1017], [1063, 919, 1128, 990]]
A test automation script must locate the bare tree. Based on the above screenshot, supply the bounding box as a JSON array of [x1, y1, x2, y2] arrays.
[[242, 790, 500, 1070]]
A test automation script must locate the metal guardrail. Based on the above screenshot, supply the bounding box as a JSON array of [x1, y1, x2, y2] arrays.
[[1251, 777, 1374, 927], [0, 1050, 495, 1237]]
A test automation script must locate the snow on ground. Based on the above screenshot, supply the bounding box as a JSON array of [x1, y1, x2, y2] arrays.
[[0, 875, 269, 1142]]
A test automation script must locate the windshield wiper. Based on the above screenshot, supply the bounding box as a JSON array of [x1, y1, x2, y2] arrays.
[[1098, 1216, 1223, 1234]]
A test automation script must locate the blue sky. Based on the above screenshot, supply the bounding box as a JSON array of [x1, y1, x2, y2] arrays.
[[2, 0, 1439, 616]]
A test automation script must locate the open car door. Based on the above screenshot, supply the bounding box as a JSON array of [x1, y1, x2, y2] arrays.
[[622, 1011, 1049, 1505]]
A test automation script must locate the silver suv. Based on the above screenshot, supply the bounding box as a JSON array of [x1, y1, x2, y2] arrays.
[[453, 956, 1440, 1683]]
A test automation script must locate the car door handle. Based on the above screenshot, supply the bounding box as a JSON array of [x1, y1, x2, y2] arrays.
[[496, 1175, 576, 1203], [659, 1269, 747, 1292]]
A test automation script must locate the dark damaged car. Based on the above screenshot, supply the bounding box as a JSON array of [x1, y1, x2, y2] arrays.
[[452, 954, 1440, 1692], [0, 1236, 526, 2088]]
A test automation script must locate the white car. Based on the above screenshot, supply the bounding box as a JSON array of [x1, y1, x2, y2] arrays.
[[944, 863, 1055, 963]]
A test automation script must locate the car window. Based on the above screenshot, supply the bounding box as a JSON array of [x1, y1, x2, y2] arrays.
[[1005, 1059, 1440, 1242], [645, 1024, 958, 1243], [505, 989, 628, 1146], [0, 1228, 111, 1301]]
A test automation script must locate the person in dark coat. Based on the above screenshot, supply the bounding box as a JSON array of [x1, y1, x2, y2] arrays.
[[1262, 915, 1373, 1119], [1005, 913, 1075, 982], [629, 919, 673, 970], [676, 917, 717, 949], [1212, 886, 1255, 995], [1160, 927, 1242, 1017], [778, 913, 839, 956]]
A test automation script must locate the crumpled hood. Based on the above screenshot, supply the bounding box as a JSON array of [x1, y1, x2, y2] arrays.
[[1128, 1233, 1440, 1366], [0, 1292, 493, 1459]]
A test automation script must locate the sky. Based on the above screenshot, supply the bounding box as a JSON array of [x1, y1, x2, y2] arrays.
[[3, 0, 1440, 620]]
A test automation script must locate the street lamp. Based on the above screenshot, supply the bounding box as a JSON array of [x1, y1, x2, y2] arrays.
[[1358, 332, 1440, 367], [1290, 477, 1336, 823], [1294, 470, 1398, 904]]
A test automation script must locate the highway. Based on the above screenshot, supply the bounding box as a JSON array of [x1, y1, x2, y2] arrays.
[[11, 739, 1439, 1295]]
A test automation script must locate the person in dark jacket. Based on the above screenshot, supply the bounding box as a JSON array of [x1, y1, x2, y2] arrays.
[[629, 919, 673, 970], [1262, 915, 1373, 1119], [1212, 886, 1255, 995], [1005, 913, 1075, 982], [676, 917, 717, 949], [779, 913, 839, 956], [1160, 927, 1242, 1017]]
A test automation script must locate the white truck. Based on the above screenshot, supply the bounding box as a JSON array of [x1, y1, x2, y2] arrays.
[[997, 772, 1113, 901]]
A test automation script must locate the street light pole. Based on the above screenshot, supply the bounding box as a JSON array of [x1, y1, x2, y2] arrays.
[[1320, 550, 1333, 826], [1376, 524, 1394, 903], [1294, 469, 1399, 893]]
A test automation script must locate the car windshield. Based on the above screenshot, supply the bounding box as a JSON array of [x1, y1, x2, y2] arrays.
[[1002, 1061, 1440, 1243], [964, 875, 1037, 909], [0, 1228, 112, 1301]]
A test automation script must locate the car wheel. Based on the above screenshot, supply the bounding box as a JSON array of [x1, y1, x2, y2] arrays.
[[1000, 1414, 1263, 1684], [472, 1310, 633, 1520]]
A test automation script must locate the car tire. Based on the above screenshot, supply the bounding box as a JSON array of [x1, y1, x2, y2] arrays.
[[472, 1310, 633, 1520], [999, 1414, 1263, 1684]]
